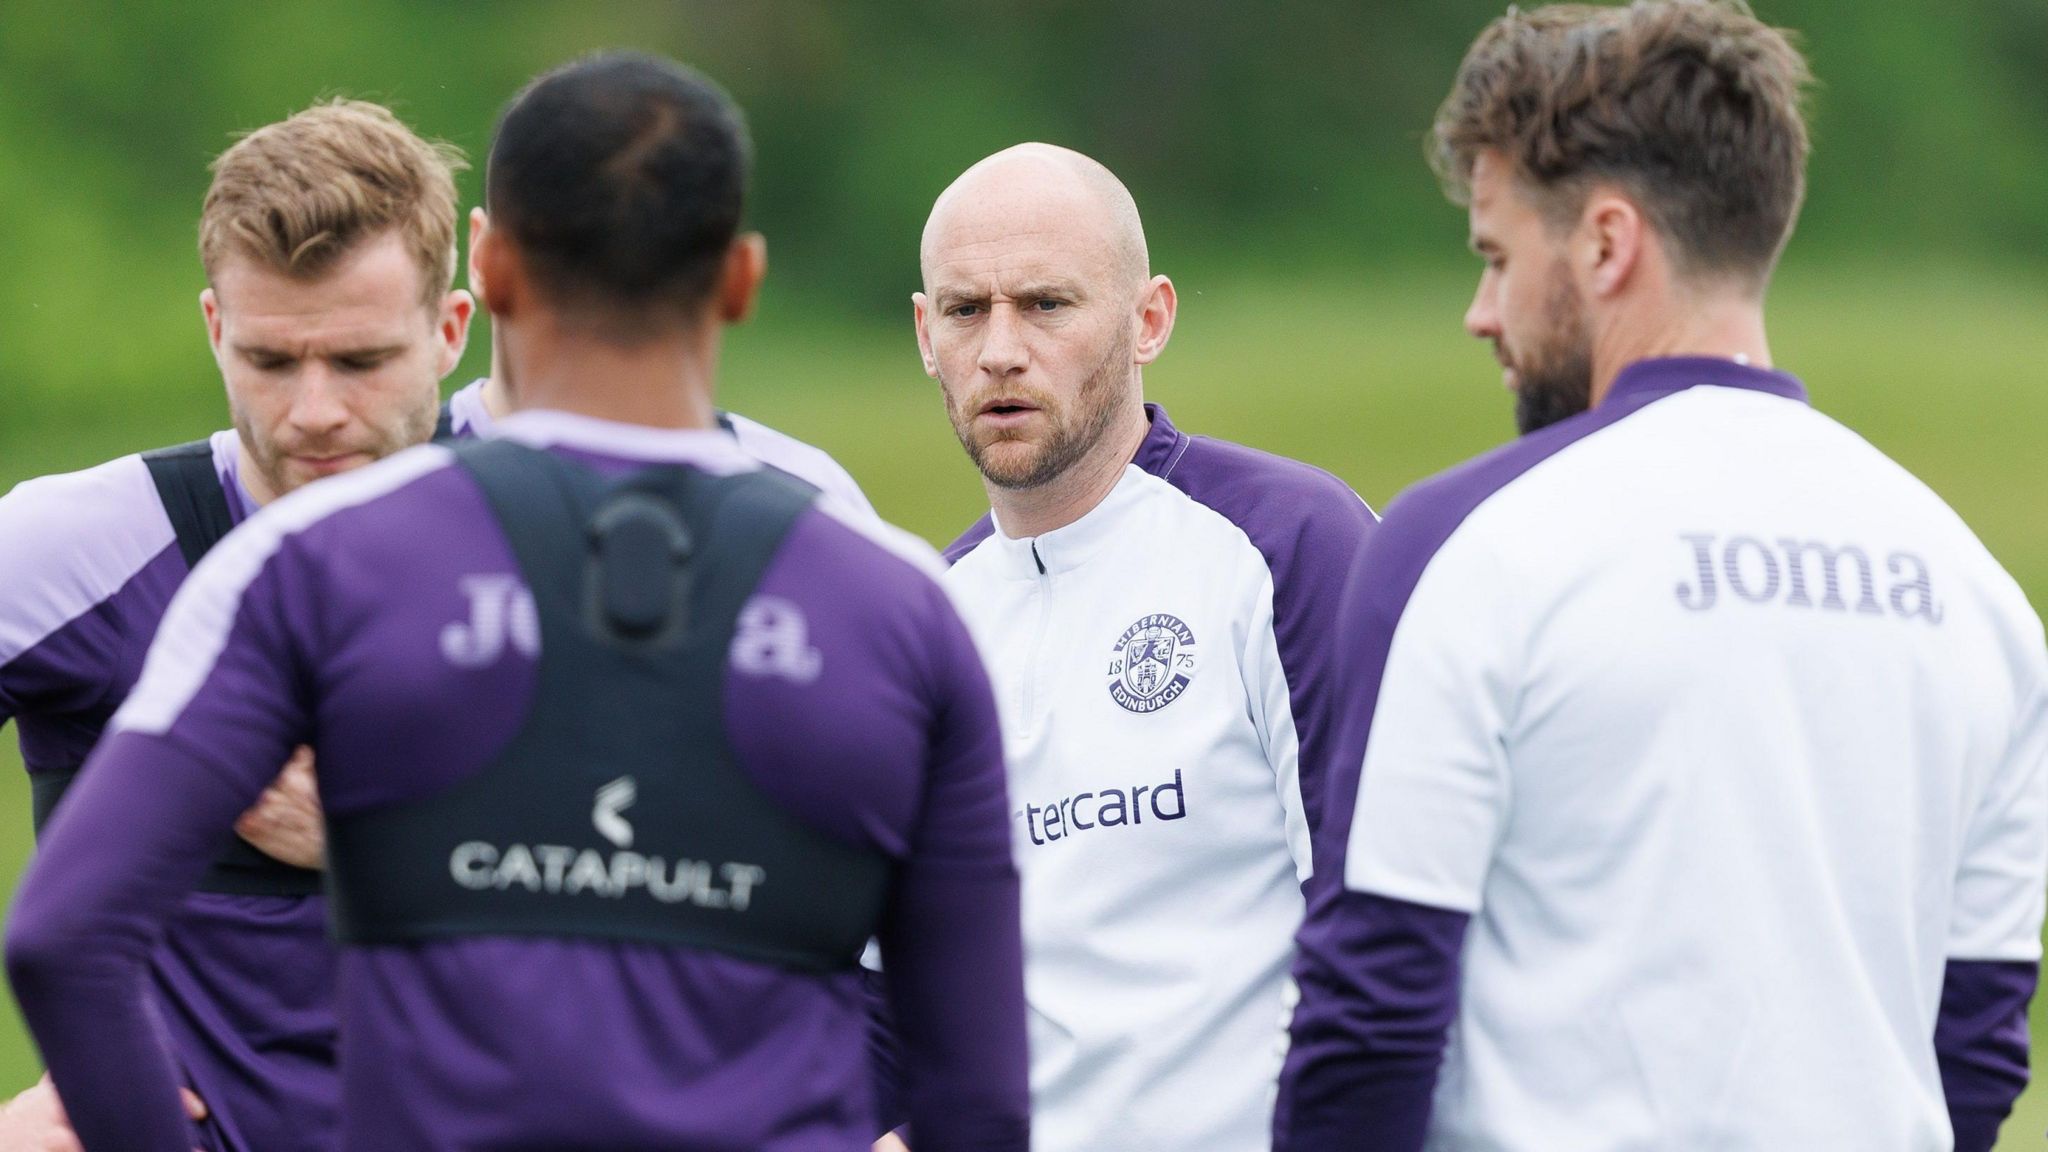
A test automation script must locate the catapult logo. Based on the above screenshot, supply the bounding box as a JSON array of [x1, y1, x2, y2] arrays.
[[449, 776, 766, 911], [1108, 614, 1197, 714], [593, 776, 636, 848]]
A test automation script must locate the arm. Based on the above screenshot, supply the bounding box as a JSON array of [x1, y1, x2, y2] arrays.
[[1241, 487, 1378, 885], [0, 1074, 210, 1152], [1274, 515, 1517, 1152], [1938, 673, 2048, 1151], [1282, 891, 1468, 1151], [873, 596, 1029, 1152], [233, 744, 326, 868], [5, 524, 315, 1152]]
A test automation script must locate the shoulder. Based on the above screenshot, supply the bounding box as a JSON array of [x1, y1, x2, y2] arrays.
[[192, 444, 466, 596], [943, 514, 996, 567], [0, 452, 177, 665], [724, 412, 875, 518], [755, 499, 971, 683], [1152, 432, 1377, 602], [1365, 396, 1657, 601], [776, 497, 950, 599]]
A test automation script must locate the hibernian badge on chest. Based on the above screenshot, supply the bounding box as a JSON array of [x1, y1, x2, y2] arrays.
[[1107, 614, 1197, 714]]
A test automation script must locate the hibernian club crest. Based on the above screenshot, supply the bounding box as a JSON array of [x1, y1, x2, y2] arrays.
[[1108, 614, 1197, 714]]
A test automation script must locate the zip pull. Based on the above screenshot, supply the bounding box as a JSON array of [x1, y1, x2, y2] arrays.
[[1031, 541, 1047, 575]]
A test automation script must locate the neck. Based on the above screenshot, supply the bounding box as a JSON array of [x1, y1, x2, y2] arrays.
[[988, 398, 1149, 540], [236, 442, 278, 507], [494, 315, 720, 430], [1590, 286, 1772, 407]]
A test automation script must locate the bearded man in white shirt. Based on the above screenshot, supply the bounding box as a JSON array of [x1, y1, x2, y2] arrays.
[[889, 143, 1376, 1152]]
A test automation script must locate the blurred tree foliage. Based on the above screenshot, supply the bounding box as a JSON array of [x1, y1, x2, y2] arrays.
[[1, 0, 2042, 416]]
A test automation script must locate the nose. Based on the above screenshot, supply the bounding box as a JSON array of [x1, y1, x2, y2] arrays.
[[976, 304, 1028, 378], [1464, 270, 1500, 342], [287, 363, 351, 439]]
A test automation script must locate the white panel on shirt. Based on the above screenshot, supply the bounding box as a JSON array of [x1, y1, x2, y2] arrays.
[[945, 463, 1309, 1152], [115, 446, 457, 736], [0, 455, 174, 666], [1343, 385, 2047, 1151], [444, 381, 878, 520]]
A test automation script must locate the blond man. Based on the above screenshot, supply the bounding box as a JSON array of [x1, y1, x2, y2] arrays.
[[0, 99, 473, 1152]]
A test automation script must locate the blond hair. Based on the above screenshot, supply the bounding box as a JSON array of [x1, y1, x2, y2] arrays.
[[200, 99, 466, 305]]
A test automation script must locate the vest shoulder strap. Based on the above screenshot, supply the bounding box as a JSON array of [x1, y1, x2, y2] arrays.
[[141, 440, 234, 571]]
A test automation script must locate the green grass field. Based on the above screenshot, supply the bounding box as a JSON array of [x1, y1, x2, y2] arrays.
[[2, 264, 2044, 1144]]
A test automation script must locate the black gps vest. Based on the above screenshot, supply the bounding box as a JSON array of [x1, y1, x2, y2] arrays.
[[30, 406, 464, 897], [325, 439, 891, 972]]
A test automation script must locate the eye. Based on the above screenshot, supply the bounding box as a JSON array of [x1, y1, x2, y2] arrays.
[[1030, 298, 1064, 312], [336, 354, 387, 372], [248, 354, 292, 371], [948, 303, 982, 319]]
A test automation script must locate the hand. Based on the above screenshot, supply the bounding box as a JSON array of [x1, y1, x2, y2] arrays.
[[873, 1134, 911, 1152], [0, 1075, 208, 1151], [234, 746, 326, 870]]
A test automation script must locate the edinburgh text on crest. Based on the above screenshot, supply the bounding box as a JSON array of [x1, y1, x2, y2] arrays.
[[1107, 613, 1197, 714]]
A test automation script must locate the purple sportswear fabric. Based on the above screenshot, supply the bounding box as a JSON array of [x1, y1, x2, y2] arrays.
[[0, 433, 335, 1152], [7, 412, 1028, 1152]]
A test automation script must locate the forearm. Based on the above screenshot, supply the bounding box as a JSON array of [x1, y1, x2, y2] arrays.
[[1936, 958, 2037, 1152], [6, 732, 268, 1151], [879, 863, 1030, 1152], [1275, 889, 1468, 1152]]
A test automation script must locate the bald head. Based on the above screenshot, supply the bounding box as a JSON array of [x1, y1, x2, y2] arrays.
[[921, 143, 1149, 292]]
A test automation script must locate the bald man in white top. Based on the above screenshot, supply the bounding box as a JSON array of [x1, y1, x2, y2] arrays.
[[883, 144, 1377, 1152]]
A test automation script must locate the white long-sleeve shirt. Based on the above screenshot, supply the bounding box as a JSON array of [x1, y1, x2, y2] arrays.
[[943, 403, 1376, 1152], [1281, 357, 2047, 1152]]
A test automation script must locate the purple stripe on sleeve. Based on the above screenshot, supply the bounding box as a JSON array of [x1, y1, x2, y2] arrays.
[[1138, 403, 1378, 851], [1936, 958, 2036, 1152], [942, 513, 995, 566], [1273, 890, 1469, 1152]]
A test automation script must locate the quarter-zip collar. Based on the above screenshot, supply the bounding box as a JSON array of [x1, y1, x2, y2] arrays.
[[987, 403, 1186, 581]]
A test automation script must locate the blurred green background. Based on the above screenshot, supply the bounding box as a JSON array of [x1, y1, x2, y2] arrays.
[[2, 0, 2045, 1144]]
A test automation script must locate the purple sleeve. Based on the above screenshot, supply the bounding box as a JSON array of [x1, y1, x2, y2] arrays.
[[6, 734, 273, 1152], [723, 508, 1028, 1150], [1156, 433, 1378, 852], [1274, 890, 1468, 1152], [5, 534, 317, 1151], [875, 592, 1028, 1151], [1936, 958, 2036, 1152]]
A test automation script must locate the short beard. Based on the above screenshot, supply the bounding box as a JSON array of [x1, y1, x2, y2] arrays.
[[945, 323, 1136, 491], [234, 387, 440, 499], [1511, 264, 1595, 436]]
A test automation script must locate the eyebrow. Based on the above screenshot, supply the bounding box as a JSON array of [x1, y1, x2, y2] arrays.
[[933, 279, 1086, 305], [233, 341, 408, 361]]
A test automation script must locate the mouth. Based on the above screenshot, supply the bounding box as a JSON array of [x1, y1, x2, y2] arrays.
[[975, 398, 1041, 424], [290, 452, 371, 476]]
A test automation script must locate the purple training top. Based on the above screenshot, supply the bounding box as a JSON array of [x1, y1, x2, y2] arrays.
[[0, 429, 335, 1152], [6, 410, 1029, 1152]]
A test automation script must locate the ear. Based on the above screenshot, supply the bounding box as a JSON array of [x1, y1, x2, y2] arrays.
[[475, 225, 524, 323], [911, 292, 938, 379], [1133, 275, 1178, 366], [466, 207, 490, 299], [1578, 189, 1644, 300], [434, 290, 477, 377], [200, 287, 225, 356], [715, 233, 768, 324]]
